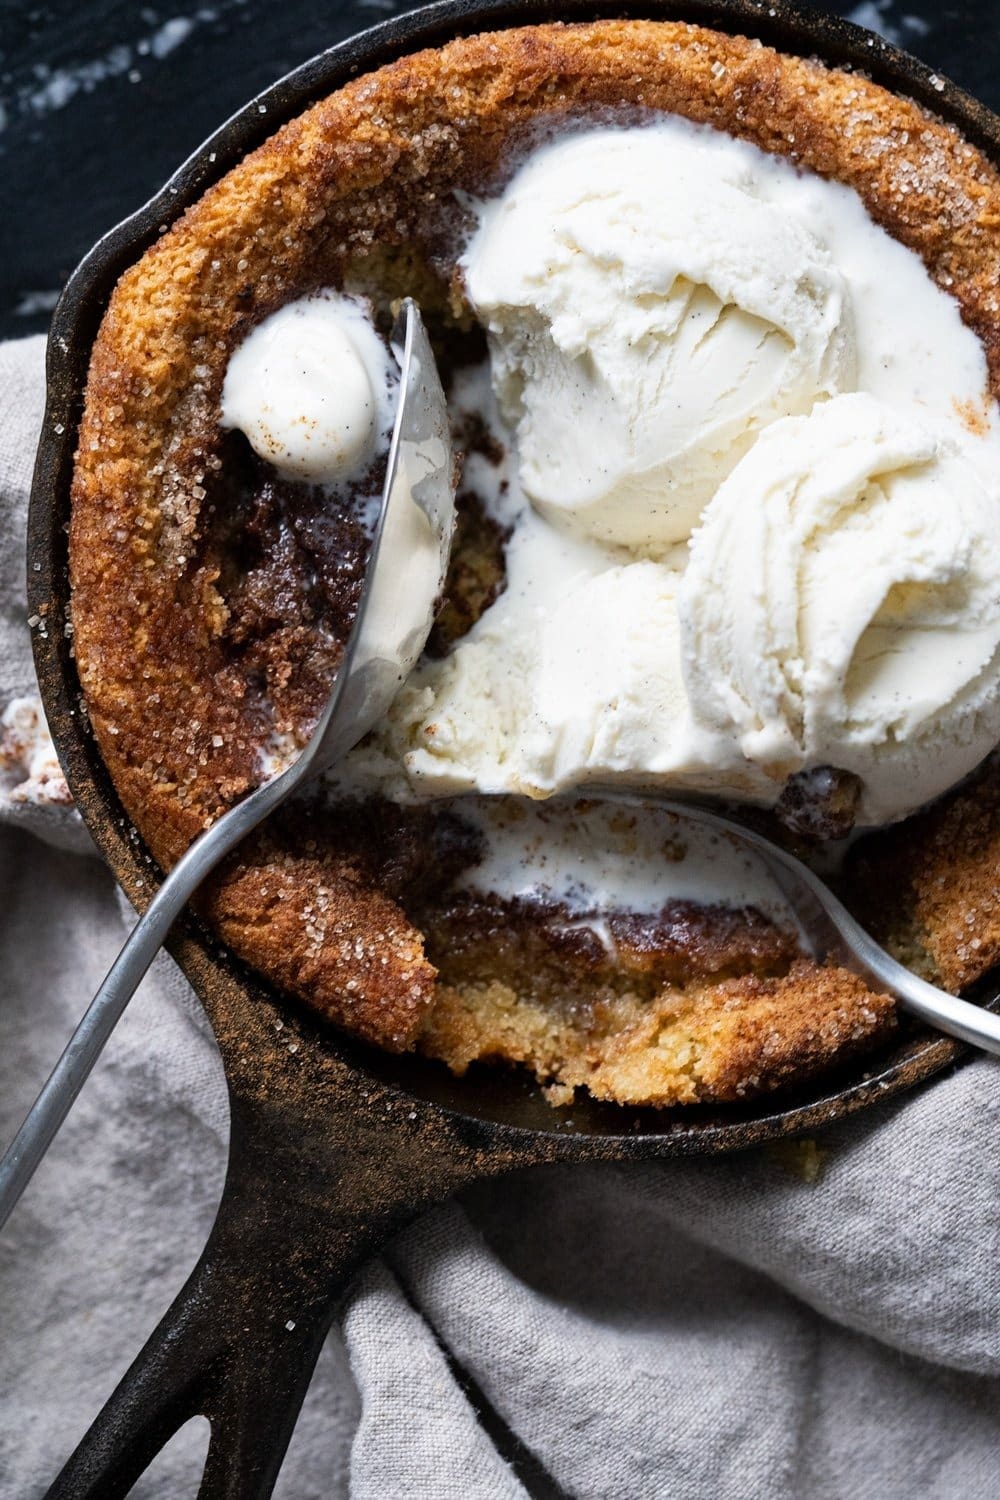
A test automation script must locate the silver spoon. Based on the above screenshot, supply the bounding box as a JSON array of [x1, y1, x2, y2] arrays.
[[0, 299, 455, 1230], [602, 793, 1000, 1057]]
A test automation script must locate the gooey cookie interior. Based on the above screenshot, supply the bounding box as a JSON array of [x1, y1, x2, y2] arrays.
[[70, 20, 1000, 1106]]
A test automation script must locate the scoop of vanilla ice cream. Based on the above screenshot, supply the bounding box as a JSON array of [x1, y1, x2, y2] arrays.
[[520, 563, 691, 791], [220, 291, 393, 484], [377, 561, 693, 798], [352, 544, 782, 806], [680, 392, 1000, 823], [462, 124, 855, 552], [384, 626, 537, 795], [364, 564, 692, 798]]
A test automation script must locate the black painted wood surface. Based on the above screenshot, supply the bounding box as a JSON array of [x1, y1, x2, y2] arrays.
[[1, 0, 996, 342]]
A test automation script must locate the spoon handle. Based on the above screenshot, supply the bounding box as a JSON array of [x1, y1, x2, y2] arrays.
[[819, 888, 1000, 1055], [0, 770, 291, 1230], [873, 963, 1000, 1053], [746, 815, 1000, 1056]]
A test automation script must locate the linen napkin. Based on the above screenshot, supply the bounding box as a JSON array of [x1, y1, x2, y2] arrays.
[[2, 332, 999, 1499]]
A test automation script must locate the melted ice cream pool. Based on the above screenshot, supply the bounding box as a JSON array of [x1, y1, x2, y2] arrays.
[[450, 796, 798, 933]]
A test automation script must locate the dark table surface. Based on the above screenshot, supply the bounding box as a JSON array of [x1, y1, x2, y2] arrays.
[[1, 0, 996, 342]]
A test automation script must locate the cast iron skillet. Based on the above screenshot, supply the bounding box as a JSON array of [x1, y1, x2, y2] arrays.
[[27, 1, 1000, 1494]]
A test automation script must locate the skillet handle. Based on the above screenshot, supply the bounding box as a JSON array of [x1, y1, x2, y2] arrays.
[[45, 1217, 331, 1500], [44, 1088, 493, 1500]]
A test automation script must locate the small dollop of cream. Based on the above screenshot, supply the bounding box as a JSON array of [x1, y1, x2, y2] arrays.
[[220, 291, 393, 484]]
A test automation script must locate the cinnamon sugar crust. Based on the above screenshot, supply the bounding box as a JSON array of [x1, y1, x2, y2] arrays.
[[848, 761, 1000, 994], [70, 19, 999, 1093]]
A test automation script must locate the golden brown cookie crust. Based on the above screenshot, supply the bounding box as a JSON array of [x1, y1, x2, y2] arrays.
[[70, 19, 999, 1082]]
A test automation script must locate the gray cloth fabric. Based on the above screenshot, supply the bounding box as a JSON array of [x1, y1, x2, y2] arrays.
[[1, 330, 998, 1498]]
